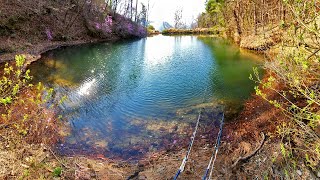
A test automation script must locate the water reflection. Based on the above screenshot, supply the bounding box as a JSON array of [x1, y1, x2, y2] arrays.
[[200, 38, 263, 103], [78, 78, 97, 96], [29, 36, 262, 160], [144, 36, 173, 67]]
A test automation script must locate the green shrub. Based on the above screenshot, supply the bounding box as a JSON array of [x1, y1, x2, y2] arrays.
[[250, 1, 320, 175], [147, 25, 155, 31], [0, 55, 62, 144], [251, 35, 319, 178], [53, 167, 62, 177]]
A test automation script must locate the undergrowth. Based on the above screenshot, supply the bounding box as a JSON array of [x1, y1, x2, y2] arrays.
[[251, 0, 320, 177], [0, 55, 62, 144]]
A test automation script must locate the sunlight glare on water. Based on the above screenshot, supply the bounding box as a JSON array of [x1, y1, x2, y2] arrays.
[[144, 36, 174, 67], [78, 78, 97, 96]]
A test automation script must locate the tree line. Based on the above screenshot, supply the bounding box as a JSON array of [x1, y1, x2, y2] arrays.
[[106, 0, 151, 26]]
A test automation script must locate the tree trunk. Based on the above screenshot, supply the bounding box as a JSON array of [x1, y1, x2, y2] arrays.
[[261, 0, 265, 34], [254, 1, 257, 35], [135, 0, 138, 22], [146, 0, 150, 26], [113, 0, 118, 16], [130, 0, 133, 20], [233, 9, 242, 36], [283, 3, 286, 24]]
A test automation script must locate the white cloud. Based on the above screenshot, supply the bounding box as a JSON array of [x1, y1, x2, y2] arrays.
[[139, 0, 206, 26]]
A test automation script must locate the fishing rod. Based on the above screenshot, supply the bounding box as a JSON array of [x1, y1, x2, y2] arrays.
[[202, 112, 224, 180], [173, 111, 201, 180], [174, 85, 209, 180]]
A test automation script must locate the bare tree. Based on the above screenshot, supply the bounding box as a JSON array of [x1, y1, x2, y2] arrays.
[[112, 0, 118, 14], [135, 0, 138, 22], [174, 8, 183, 29], [140, 2, 147, 26], [146, 0, 150, 26], [130, 0, 133, 20]]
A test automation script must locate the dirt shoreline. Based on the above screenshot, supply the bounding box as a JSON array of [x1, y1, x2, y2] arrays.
[[0, 37, 122, 63]]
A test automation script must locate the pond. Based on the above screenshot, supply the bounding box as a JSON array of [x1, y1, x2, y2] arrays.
[[29, 35, 263, 160]]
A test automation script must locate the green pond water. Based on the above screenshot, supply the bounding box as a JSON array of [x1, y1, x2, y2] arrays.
[[29, 35, 263, 160]]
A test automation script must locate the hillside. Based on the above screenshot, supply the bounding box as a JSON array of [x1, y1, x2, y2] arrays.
[[0, 0, 147, 61]]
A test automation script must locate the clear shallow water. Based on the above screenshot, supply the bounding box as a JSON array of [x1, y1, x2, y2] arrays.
[[30, 35, 262, 160]]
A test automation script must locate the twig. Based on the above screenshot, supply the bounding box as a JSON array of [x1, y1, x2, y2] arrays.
[[231, 132, 266, 169], [307, 48, 320, 60], [48, 146, 69, 168], [127, 171, 139, 180], [94, 168, 99, 180]]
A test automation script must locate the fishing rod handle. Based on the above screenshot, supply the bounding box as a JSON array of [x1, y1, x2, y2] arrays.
[[173, 170, 181, 180], [202, 169, 209, 180]]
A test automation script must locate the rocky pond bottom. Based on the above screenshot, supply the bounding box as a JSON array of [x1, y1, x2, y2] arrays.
[[29, 35, 263, 161]]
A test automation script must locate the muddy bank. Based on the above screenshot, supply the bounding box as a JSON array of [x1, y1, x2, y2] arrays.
[[239, 29, 282, 51], [227, 25, 284, 53]]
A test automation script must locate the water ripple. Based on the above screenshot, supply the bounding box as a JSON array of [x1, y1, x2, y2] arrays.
[[30, 35, 262, 160]]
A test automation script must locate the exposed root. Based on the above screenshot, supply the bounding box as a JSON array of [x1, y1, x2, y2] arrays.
[[231, 132, 266, 169], [127, 171, 140, 180]]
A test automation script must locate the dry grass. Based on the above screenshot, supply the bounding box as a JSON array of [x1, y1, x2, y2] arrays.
[[0, 127, 137, 179]]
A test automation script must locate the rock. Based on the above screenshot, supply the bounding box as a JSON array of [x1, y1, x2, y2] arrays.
[[21, 164, 30, 168], [296, 170, 302, 176], [317, 171, 320, 178], [139, 175, 147, 180]]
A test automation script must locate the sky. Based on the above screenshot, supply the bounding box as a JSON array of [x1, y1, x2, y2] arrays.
[[139, 0, 206, 29]]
